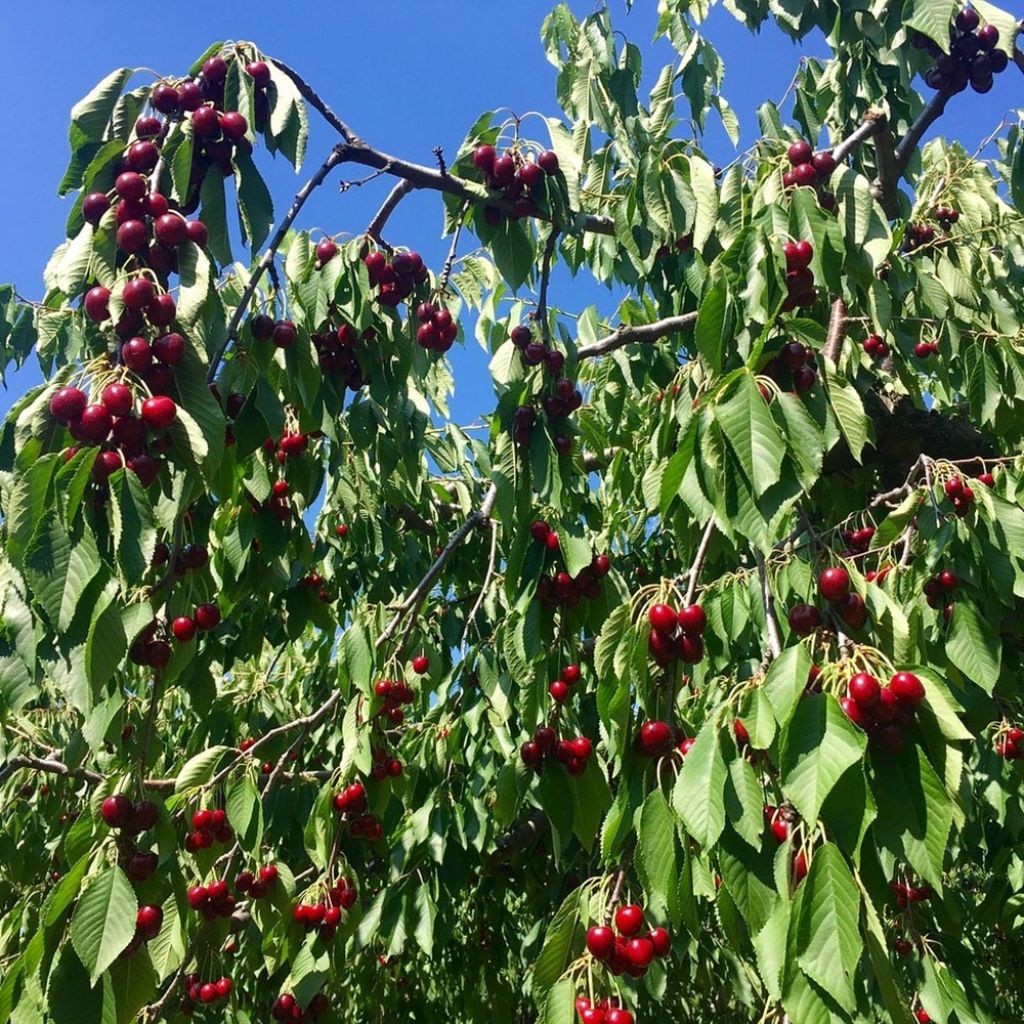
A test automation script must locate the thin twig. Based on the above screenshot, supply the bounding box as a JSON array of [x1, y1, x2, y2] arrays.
[[207, 144, 347, 384], [831, 112, 883, 163], [577, 312, 698, 359], [438, 202, 470, 292], [604, 841, 635, 924], [755, 554, 783, 662], [535, 228, 559, 343], [461, 518, 499, 650], [365, 177, 411, 247], [267, 58, 362, 145]]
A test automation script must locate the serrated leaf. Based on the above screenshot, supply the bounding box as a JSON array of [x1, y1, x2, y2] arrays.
[[174, 745, 229, 792], [673, 715, 727, 848], [69, 866, 137, 984]]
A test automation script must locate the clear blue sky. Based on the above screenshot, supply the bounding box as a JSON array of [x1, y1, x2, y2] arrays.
[[0, 2, 1017, 425]]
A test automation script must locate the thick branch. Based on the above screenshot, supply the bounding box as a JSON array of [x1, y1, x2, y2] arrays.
[[577, 312, 698, 360], [868, 113, 900, 219], [821, 298, 847, 366], [894, 87, 955, 175], [832, 114, 883, 164], [0, 755, 104, 787], [207, 145, 347, 383]]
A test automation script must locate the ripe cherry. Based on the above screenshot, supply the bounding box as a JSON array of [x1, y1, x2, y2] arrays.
[[787, 140, 812, 166], [220, 112, 248, 141], [153, 332, 185, 365], [77, 404, 113, 443], [50, 386, 88, 423], [101, 382, 133, 417], [316, 238, 338, 264], [848, 672, 880, 706], [538, 150, 560, 175], [84, 286, 111, 322], [625, 936, 654, 970], [549, 680, 569, 703], [614, 904, 644, 936], [246, 60, 271, 87], [272, 320, 297, 348], [677, 604, 706, 634], [141, 396, 177, 429], [890, 671, 925, 707], [172, 617, 196, 643], [136, 904, 163, 940], [101, 793, 132, 828], [586, 925, 615, 959], [818, 566, 851, 602], [194, 603, 221, 631], [82, 192, 110, 225], [648, 603, 678, 634], [412, 654, 429, 674]]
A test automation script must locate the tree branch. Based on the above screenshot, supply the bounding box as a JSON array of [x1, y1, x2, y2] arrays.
[[831, 114, 883, 164], [485, 809, 549, 870], [755, 553, 783, 662], [684, 519, 716, 607], [577, 311, 698, 360], [366, 178, 413, 247], [821, 298, 847, 366], [267, 58, 362, 145], [0, 755, 104, 788], [438, 203, 470, 292], [535, 229, 559, 342], [207, 145, 347, 384], [894, 87, 956, 176], [868, 113, 900, 219]]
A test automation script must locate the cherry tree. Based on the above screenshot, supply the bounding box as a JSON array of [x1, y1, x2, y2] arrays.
[[2, 2, 1024, 1022]]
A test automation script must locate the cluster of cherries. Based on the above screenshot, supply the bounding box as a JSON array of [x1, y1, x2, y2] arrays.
[[311, 322, 372, 392], [891, 878, 934, 909], [782, 140, 837, 211], [575, 997, 635, 1024], [838, 524, 876, 558], [913, 337, 941, 359], [261, 430, 314, 469], [292, 880, 357, 941], [472, 144, 560, 223], [184, 807, 234, 853], [761, 339, 818, 397], [537, 558, 610, 608], [100, 793, 158, 833], [153, 53, 266, 212], [364, 250, 429, 308], [943, 473, 976, 518], [993, 723, 1024, 760], [840, 669, 926, 753], [375, 676, 417, 726], [548, 662, 582, 704], [862, 333, 891, 362], [250, 314, 299, 349], [333, 780, 368, 815], [902, 222, 937, 255], [584, 904, 671, 978], [781, 239, 817, 311], [415, 299, 460, 353], [170, 603, 221, 643], [370, 745, 403, 781], [654, 233, 694, 261], [647, 601, 707, 667], [187, 878, 237, 920], [820, 565, 869, 629], [922, 568, 958, 618], [934, 205, 961, 230], [520, 725, 593, 776], [181, 973, 233, 1011], [234, 864, 279, 900], [510, 328, 583, 453], [916, 6, 1010, 95], [272, 992, 330, 1022], [763, 805, 808, 881]]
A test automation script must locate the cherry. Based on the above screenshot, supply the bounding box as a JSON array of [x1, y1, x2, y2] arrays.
[[101, 382, 133, 418], [586, 925, 615, 959], [50, 386, 88, 423], [147, 293, 177, 327], [606, 1010, 633, 1024], [538, 150, 560, 175], [150, 213, 186, 249], [186, 220, 208, 246], [792, 162, 818, 187], [837, 592, 868, 629], [734, 718, 751, 746], [639, 720, 672, 756], [848, 672, 880, 707], [141, 396, 177, 429], [648, 603, 678, 634], [172, 616, 196, 643], [677, 603, 706, 634], [677, 633, 704, 663], [272, 320, 297, 348], [625, 936, 654, 970], [648, 926, 671, 957], [890, 671, 924, 707], [783, 240, 813, 271], [82, 192, 111, 226], [101, 793, 132, 828], [614, 904, 644, 936], [192, 105, 220, 137], [519, 161, 545, 190], [125, 141, 159, 172], [316, 238, 338, 264], [955, 6, 980, 31], [126, 850, 159, 882], [412, 654, 429, 674], [246, 60, 271, 87], [122, 277, 155, 310], [77, 404, 113, 443], [491, 154, 515, 186], [549, 680, 569, 703], [194, 603, 221, 631], [915, 1011, 931, 1024], [84, 286, 111, 322], [792, 850, 809, 883], [787, 140, 812, 166], [117, 220, 149, 254], [818, 566, 851, 602], [788, 604, 821, 635], [562, 664, 581, 685], [151, 83, 179, 114], [220, 112, 248, 141], [812, 150, 836, 176], [199, 983, 218, 1005], [153, 332, 185, 365], [534, 726, 557, 754], [120, 337, 151, 371], [473, 144, 496, 173]]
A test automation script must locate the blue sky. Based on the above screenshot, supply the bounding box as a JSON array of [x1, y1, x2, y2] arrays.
[[0, 1, 1018, 425]]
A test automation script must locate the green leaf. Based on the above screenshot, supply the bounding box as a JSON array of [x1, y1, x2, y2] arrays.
[[175, 241, 213, 327], [903, 0, 954, 51], [823, 360, 870, 463], [673, 715, 727, 848], [24, 515, 101, 632], [490, 220, 535, 291], [174, 745, 229, 793], [694, 264, 730, 375], [945, 602, 1002, 693], [233, 149, 274, 251], [780, 694, 865, 826], [530, 888, 580, 996], [638, 788, 679, 919], [764, 644, 812, 728], [68, 865, 137, 984], [714, 374, 785, 497], [796, 843, 863, 1011]]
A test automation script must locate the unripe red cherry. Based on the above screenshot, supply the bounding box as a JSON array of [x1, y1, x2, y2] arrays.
[[141, 396, 177, 429], [818, 566, 851, 602], [101, 793, 132, 828], [648, 603, 678, 634], [615, 904, 644, 936], [194, 603, 221, 631]]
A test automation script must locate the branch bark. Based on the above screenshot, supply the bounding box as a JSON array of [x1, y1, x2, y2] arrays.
[[821, 298, 847, 366], [755, 553, 783, 662], [894, 87, 956, 176], [684, 519, 716, 607], [577, 312, 698, 360], [485, 809, 549, 870], [868, 113, 900, 219], [207, 145, 347, 383], [366, 178, 414, 246]]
